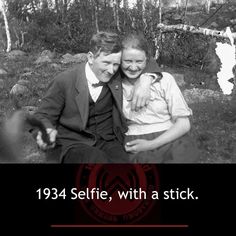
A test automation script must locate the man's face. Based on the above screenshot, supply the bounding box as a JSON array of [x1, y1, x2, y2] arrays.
[[121, 48, 147, 80], [88, 51, 121, 83]]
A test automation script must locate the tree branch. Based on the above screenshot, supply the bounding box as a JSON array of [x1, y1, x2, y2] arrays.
[[156, 23, 236, 39]]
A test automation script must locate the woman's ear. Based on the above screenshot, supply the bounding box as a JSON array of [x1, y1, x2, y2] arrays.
[[87, 52, 94, 65]]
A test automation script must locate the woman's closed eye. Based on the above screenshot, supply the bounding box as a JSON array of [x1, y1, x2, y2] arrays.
[[136, 60, 144, 63], [123, 60, 132, 64]]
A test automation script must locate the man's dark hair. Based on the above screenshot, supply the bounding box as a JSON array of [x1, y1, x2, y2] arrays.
[[89, 31, 122, 57], [121, 32, 151, 60]]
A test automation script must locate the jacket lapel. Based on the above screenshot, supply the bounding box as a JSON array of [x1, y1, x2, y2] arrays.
[[75, 64, 89, 129], [108, 72, 123, 114]]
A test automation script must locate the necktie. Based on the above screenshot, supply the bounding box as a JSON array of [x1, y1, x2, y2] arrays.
[[92, 81, 107, 87]]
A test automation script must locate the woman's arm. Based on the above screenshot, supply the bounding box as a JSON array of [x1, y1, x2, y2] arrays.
[[125, 117, 190, 153]]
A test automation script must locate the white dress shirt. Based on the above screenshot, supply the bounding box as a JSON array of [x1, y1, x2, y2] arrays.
[[85, 62, 103, 102]]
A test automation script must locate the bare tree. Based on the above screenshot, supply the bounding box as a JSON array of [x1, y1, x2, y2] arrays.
[[205, 0, 212, 13], [176, 0, 181, 12], [154, 0, 162, 60], [115, 0, 121, 32], [112, 0, 121, 32], [141, 0, 147, 31], [184, 0, 189, 23], [54, 0, 60, 14], [0, 0, 11, 52]]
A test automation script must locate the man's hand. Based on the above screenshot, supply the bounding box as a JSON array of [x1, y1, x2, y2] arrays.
[[36, 128, 57, 150], [130, 73, 153, 111], [125, 139, 153, 153]]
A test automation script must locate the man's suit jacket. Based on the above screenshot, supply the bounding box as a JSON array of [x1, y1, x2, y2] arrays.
[[35, 62, 128, 160]]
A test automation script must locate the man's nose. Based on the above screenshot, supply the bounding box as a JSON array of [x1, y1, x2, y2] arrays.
[[107, 65, 115, 74]]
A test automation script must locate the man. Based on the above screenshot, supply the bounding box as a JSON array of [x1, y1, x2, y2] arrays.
[[35, 31, 154, 163]]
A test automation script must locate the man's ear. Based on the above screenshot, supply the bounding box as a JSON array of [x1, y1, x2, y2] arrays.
[[87, 52, 94, 65]]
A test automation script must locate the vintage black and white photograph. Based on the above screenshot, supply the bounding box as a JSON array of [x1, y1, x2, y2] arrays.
[[0, 0, 236, 163]]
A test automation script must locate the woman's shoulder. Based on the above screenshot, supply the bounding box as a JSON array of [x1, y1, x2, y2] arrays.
[[153, 72, 176, 87], [161, 72, 175, 81], [151, 72, 180, 96]]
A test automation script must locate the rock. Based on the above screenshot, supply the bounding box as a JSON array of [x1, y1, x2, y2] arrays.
[[41, 50, 55, 59], [0, 68, 7, 75], [10, 84, 29, 96], [7, 50, 26, 59], [61, 53, 87, 64], [61, 53, 74, 64], [74, 53, 87, 63], [19, 72, 33, 79], [210, 22, 218, 29], [17, 79, 31, 87], [34, 55, 52, 64]]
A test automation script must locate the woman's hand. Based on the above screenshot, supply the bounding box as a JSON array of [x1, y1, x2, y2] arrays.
[[125, 117, 191, 154], [125, 139, 153, 153]]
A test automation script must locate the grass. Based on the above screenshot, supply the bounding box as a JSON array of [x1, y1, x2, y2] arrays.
[[0, 52, 235, 163]]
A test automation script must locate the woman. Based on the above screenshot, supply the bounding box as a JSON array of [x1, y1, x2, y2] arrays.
[[121, 33, 199, 163]]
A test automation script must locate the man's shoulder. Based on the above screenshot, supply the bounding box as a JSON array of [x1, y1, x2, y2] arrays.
[[109, 70, 122, 84], [54, 63, 85, 84]]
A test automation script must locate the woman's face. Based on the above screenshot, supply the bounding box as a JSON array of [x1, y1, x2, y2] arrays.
[[121, 48, 147, 80]]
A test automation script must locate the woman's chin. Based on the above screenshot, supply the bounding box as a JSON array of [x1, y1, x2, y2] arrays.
[[126, 73, 141, 80]]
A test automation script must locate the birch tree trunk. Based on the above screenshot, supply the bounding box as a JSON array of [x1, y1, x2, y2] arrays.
[[115, 0, 121, 32], [205, 0, 211, 13], [156, 23, 236, 40], [63, 0, 68, 21], [141, 0, 147, 30], [112, 0, 121, 32], [0, 0, 11, 52], [176, 0, 181, 12], [123, 0, 128, 28], [154, 0, 162, 59]]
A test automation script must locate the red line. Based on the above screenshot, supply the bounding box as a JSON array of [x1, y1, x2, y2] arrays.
[[51, 224, 188, 228]]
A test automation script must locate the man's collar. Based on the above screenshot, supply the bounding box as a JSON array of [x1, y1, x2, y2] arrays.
[[85, 62, 100, 84]]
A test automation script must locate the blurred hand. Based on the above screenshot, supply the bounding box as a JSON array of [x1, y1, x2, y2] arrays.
[[130, 74, 152, 111], [125, 139, 152, 153], [36, 128, 57, 150]]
